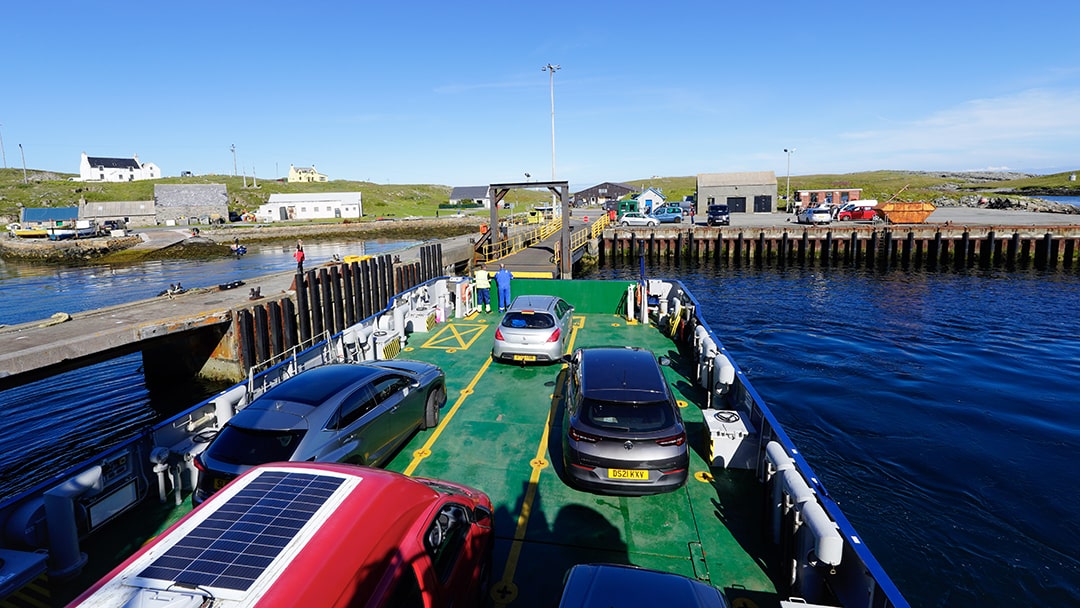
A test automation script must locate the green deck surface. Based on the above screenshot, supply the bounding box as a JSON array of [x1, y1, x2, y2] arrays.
[[383, 307, 780, 608], [53, 281, 781, 608]]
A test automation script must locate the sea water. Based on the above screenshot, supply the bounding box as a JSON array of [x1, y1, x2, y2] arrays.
[[1, 249, 1078, 607]]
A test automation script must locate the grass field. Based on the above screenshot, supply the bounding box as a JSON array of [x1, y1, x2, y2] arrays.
[[2, 167, 1078, 224]]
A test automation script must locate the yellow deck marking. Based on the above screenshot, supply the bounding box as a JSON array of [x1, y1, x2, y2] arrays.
[[493, 316, 584, 608], [419, 322, 487, 351], [402, 355, 493, 477]]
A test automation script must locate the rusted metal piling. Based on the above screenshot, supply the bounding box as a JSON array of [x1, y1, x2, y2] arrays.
[[235, 243, 444, 371], [600, 227, 1080, 271]]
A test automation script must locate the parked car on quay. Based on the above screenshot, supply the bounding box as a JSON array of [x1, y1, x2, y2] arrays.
[[560, 347, 689, 496], [838, 206, 879, 221], [192, 361, 446, 506], [71, 462, 495, 608], [617, 211, 659, 227], [797, 206, 833, 225], [650, 206, 684, 224], [493, 295, 575, 364], [706, 204, 730, 226]]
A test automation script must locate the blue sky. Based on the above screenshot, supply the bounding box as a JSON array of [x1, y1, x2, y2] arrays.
[[3, 1, 1079, 189]]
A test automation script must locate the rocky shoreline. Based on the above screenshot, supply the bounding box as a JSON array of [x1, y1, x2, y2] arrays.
[[0, 218, 485, 263], [932, 194, 1080, 214]]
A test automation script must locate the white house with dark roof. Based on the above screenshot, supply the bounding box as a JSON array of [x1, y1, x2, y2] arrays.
[[79, 152, 160, 182], [254, 192, 362, 222], [449, 186, 491, 208]]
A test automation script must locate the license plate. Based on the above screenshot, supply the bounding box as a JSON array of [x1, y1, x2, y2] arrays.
[[213, 477, 232, 490], [512, 354, 537, 361], [607, 468, 648, 480]]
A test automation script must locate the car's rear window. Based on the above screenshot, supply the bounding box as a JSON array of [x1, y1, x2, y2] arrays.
[[582, 399, 675, 433], [502, 311, 555, 329], [207, 426, 305, 465]]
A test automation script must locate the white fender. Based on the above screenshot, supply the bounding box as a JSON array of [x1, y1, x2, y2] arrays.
[[802, 501, 843, 567], [711, 354, 736, 395]]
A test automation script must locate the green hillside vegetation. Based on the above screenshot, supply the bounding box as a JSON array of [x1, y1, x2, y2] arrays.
[[0, 169, 553, 223], [2, 167, 1077, 223]]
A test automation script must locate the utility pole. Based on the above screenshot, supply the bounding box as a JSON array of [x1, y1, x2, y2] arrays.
[[19, 143, 27, 183], [784, 148, 796, 212]]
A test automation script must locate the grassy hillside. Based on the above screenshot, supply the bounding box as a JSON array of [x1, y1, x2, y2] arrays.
[[0, 169, 554, 224], [3, 167, 1078, 223]]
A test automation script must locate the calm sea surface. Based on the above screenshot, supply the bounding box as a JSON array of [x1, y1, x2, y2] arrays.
[[2, 240, 1079, 607]]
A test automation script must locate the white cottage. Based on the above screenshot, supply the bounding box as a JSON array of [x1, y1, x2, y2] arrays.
[[79, 152, 160, 182], [255, 192, 362, 222]]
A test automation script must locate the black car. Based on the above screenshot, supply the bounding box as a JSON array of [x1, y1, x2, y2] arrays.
[[560, 347, 689, 496], [706, 204, 729, 226]]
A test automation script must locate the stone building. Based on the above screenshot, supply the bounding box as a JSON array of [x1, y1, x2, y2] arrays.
[[153, 184, 230, 225]]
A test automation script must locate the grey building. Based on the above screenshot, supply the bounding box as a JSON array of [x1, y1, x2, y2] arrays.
[[153, 184, 230, 225], [572, 182, 638, 206], [696, 172, 778, 214], [78, 199, 157, 227]]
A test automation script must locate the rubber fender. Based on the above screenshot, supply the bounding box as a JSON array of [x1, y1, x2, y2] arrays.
[[802, 501, 843, 566]]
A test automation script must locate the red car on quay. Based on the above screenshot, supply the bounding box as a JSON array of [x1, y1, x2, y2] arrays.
[[838, 206, 879, 221]]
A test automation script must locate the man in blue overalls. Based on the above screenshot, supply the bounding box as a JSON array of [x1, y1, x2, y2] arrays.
[[494, 263, 513, 313]]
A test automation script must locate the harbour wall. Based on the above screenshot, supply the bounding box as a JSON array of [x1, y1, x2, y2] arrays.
[[599, 225, 1080, 271]]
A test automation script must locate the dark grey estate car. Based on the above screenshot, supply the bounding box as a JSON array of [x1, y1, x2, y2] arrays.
[[193, 361, 446, 505], [560, 347, 689, 495]]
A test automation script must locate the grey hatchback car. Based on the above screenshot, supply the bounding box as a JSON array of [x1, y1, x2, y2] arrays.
[[192, 361, 445, 505], [492, 295, 574, 364], [561, 347, 689, 495]]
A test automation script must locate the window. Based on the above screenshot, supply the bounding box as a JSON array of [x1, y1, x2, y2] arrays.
[[810, 193, 819, 203], [334, 386, 378, 429], [425, 504, 471, 584]]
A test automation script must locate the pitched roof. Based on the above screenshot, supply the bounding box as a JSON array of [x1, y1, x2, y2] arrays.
[[697, 171, 777, 187], [450, 186, 490, 200], [86, 156, 140, 170]]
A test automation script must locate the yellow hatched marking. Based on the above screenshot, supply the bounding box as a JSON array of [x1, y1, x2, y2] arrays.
[[419, 322, 487, 351], [493, 316, 583, 608]]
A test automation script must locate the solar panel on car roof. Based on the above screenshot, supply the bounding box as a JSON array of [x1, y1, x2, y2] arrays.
[[136, 470, 346, 593]]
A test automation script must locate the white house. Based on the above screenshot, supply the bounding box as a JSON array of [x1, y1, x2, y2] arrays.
[[635, 187, 667, 213], [79, 152, 160, 182], [255, 192, 362, 222]]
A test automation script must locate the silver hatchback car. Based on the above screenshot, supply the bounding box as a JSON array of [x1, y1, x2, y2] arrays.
[[561, 347, 689, 495], [492, 295, 574, 364]]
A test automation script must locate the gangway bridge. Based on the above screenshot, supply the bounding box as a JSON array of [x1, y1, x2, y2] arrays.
[[472, 180, 608, 278]]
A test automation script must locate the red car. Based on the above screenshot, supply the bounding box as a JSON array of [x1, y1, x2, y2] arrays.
[[68, 463, 495, 608], [838, 206, 878, 221]]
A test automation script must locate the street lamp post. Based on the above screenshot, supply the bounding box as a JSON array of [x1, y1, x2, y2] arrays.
[[784, 148, 796, 212], [542, 63, 560, 205], [0, 123, 6, 169], [230, 144, 237, 177]]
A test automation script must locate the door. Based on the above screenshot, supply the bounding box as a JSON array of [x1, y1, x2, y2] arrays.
[[727, 197, 747, 213], [324, 384, 387, 465], [278, 206, 289, 221], [753, 195, 773, 213]]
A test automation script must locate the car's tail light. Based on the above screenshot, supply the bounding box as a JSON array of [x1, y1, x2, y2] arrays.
[[495, 328, 504, 340], [546, 327, 561, 343], [193, 454, 206, 472], [568, 427, 600, 443], [656, 432, 686, 447]]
